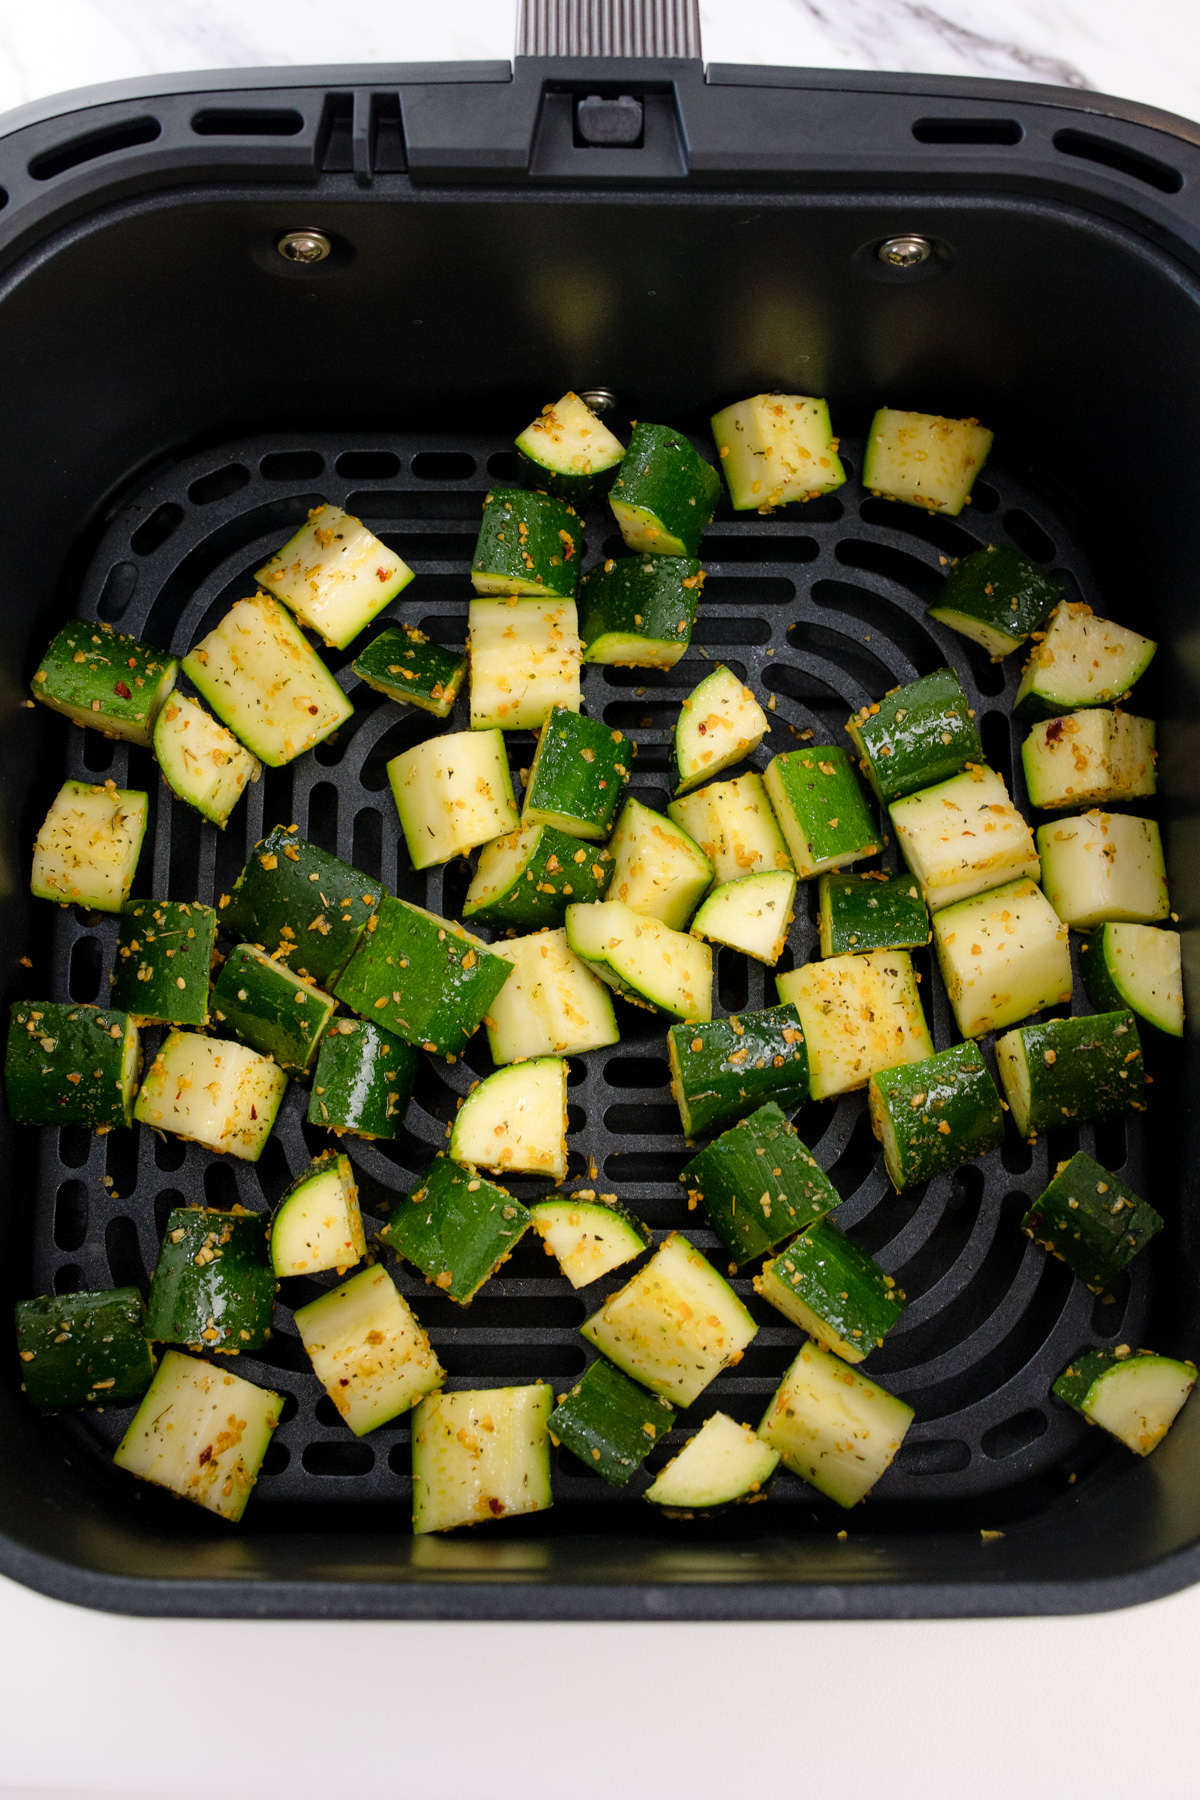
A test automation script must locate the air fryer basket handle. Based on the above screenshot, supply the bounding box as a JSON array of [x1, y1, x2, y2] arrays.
[[517, 0, 702, 59]]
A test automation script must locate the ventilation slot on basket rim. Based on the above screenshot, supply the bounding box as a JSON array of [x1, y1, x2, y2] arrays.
[[192, 108, 305, 137], [29, 117, 162, 181], [1053, 127, 1183, 193], [913, 118, 1023, 145]]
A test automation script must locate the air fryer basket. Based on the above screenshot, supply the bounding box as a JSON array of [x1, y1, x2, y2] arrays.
[[1, 40, 1200, 1619]]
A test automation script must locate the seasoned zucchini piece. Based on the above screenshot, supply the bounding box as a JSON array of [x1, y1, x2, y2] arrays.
[[471, 489, 581, 599], [485, 929, 619, 1064], [111, 898, 216, 1027], [15, 1288, 154, 1410], [710, 392, 846, 511], [182, 593, 353, 767], [330, 895, 513, 1057], [667, 1004, 809, 1140], [380, 1157, 531, 1305], [869, 1041, 1004, 1191], [389, 727, 518, 871], [351, 622, 467, 717], [1037, 811, 1169, 927], [927, 544, 1062, 658], [219, 827, 379, 988], [1021, 710, 1156, 811], [565, 898, 712, 1021], [32, 620, 178, 745], [681, 1101, 840, 1268], [135, 1031, 287, 1160], [673, 665, 768, 794], [146, 1207, 276, 1353], [6, 1000, 139, 1130], [529, 1196, 649, 1289], [932, 877, 1071, 1039], [212, 941, 336, 1077], [995, 1011, 1145, 1140], [758, 1339, 914, 1506], [31, 778, 147, 912], [890, 765, 1038, 910], [690, 869, 796, 966], [1081, 922, 1183, 1037], [776, 949, 933, 1102], [412, 1384, 553, 1533], [153, 693, 260, 828], [515, 390, 625, 501], [817, 870, 929, 958], [577, 552, 703, 668], [450, 1057, 568, 1181], [113, 1350, 280, 1522], [1053, 1346, 1196, 1456], [862, 408, 992, 516], [581, 1231, 757, 1406], [847, 669, 982, 806], [270, 1151, 366, 1277], [522, 706, 629, 840], [763, 746, 880, 879], [1015, 602, 1156, 719], [294, 1265, 442, 1436], [646, 1412, 780, 1510], [464, 823, 613, 930], [469, 597, 582, 730], [256, 504, 414, 650], [607, 798, 711, 929], [1022, 1151, 1162, 1291], [756, 1224, 904, 1363], [668, 771, 794, 884], [307, 1018, 419, 1140], [609, 422, 721, 557], [549, 1357, 674, 1485]]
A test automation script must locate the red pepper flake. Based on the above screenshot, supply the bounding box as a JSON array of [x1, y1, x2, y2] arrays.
[[376, 567, 389, 581], [114, 681, 132, 699]]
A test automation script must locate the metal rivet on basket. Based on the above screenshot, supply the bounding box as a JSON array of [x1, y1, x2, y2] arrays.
[[579, 388, 617, 413], [277, 229, 332, 265], [877, 235, 932, 269]]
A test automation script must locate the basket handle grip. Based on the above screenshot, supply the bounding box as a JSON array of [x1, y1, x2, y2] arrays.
[[517, 0, 702, 58]]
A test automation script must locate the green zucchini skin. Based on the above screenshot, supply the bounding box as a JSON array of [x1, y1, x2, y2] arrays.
[[608, 423, 721, 558], [146, 1208, 277, 1353], [307, 1018, 418, 1139], [212, 942, 337, 1077], [548, 1357, 676, 1485], [1053, 1347, 1197, 1454], [515, 391, 626, 501], [817, 870, 929, 958], [31, 620, 178, 745], [1080, 923, 1183, 1036], [5, 1000, 138, 1129], [667, 1004, 809, 1139], [380, 1156, 531, 1304], [927, 545, 1062, 656], [756, 1222, 904, 1362], [463, 823, 613, 930], [219, 828, 380, 988], [996, 1010, 1145, 1140], [681, 1100, 840, 1269], [110, 899, 217, 1027], [577, 554, 704, 667], [331, 895, 512, 1058], [1022, 1151, 1162, 1291], [762, 746, 881, 877], [522, 706, 631, 840], [846, 669, 983, 806], [15, 1288, 155, 1409], [868, 1042, 1004, 1192], [351, 624, 467, 717], [471, 488, 581, 598]]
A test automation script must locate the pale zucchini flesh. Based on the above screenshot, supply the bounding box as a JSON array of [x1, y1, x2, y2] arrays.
[[668, 772, 793, 885], [528, 1197, 648, 1288], [1081, 1357, 1195, 1454], [1037, 811, 1169, 927], [255, 504, 414, 650], [1083, 921, 1183, 1037], [449, 1057, 569, 1180], [270, 1153, 366, 1277], [673, 665, 769, 793], [468, 597, 582, 730], [710, 393, 846, 510], [758, 1339, 914, 1507], [412, 1384, 553, 1533], [113, 1350, 281, 1522], [515, 391, 625, 486], [31, 780, 148, 912], [890, 765, 1039, 910], [606, 797, 713, 928], [565, 898, 713, 1021], [388, 727, 518, 870], [1021, 710, 1156, 811], [153, 693, 261, 828], [862, 408, 993, 516], [931, 877, 1072, 1038], [645, 1412, 779, 1509], [294, 1265, 443, 1436], [485, 929, 619, 1064], [134, 1029, 288, 1160], [1015, 602, 1156, 715], [182, 594, 353, 767], [776, 949, 933, 1101], [690, 870, 797, 965]]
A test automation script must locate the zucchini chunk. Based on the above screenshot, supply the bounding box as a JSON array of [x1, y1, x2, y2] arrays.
[[1021, 710, 1155, 811], [182, 593, 353, 767], [1015, 602, 1156, 719], [219, 826, 379, 988], [577, 552, 703, 668], [776, 949, 933, 1102], [565, 898, 713, 1021], [153, 693, 261, 828], [763, 746, 880, 879], [926, 544, 1062, 658], [380, 1156, 531, 1305], [847, 668, 982, 806], [31, 778, 148, 912], [673, 665, 768, 794], [15, 1288, 155, 1410], [710, 392, 846, 511], [1081, 921, 1183, 1037], [32, 620, 178, 745], [307, 1018, 419, 1140], [113, 1350, 281, 1522], [469, 597, 582, 729], [111, 898, 216, 1027], [1022, 1151, 1162, 1291], [1037, 810, 1169, 927], [134, 1030, 287, 1160], [995, 1010, 1145, 1140], [756, 1224, 904, 1363], [608, 422, 721, 557], [522, 706, 629, 840], [1053, 1346, 1196, 1456], [388, 726, 518, 870], [817, 870, 929, 958], [528, 1196, 648, 1288], [690, 869, 797, 966], [668, 771, 794, 884], [549, 1357, 674, 1485], [862, 408, 992, 516], [485, 928, 619, 1064], [450, 1057, 569, 1181], [146, 1207, 276, 1353], [891, 765, 1038, 910], [681, 1100, 840, 1268], [758, 1339, 914, 1507], [294, 1265, 443, 1436], [212, 941, 336, 1077], [331, 895, 513, 1057], [581, 1231, 757, 1406], [666, 1004, 809, 1140], [6, 1000, 139, 1130], [932, 877, 1071, 1039], [256, 503, 414, 650], [412, 1384, 553, 1533], [471, 489, 581, 599], [464, 823, 613, 931], [270, 1151, 366, 1277], [646, 1412, 780, 1510], [869, 1041, 1004, 1191], [607, 797, 712, 928], [351, 622, 467, 717], [515, 390, 625, 501]]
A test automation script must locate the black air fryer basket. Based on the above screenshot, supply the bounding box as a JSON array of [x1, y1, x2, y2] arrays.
[[2, 0, 1200, 1619]]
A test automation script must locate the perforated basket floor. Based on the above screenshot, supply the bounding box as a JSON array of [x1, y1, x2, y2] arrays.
[[29, 427, 1151, 1529]]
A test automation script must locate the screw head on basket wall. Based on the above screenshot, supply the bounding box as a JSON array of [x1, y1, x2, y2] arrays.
[[878, 235, 933, 269], [277, 229, 332, 265]]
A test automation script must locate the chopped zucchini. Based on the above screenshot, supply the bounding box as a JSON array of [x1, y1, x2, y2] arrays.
[[762, 745, 881, 879], [31, 778, 148, 912], [412, 1384, 553, 1533], [1021, 710, 1156, 811], [646, 1412, 780, 1510], [294, 1265, 443, 1436], [307, 1017, 418, 1140], [485, 928, 619, 1064], [755, 1224, 904, 1363], [776, 949, 933, 1102], [256, 503, 414, 650], [351, 622, 467, 717], [515, 390, 625, 501], [113, 1350, 281, 1522], [388, 726, 518, 870], [847, 668, 982, 806], [1014, 602, 1156, 719], [565, 898, 712, 1021], [757, 1339, 914, 1507], [32, 620, 178, 745], [1081, 922, 1183, 1037], [15, 1288, 155, 1410], [1053, 1347, 1196, 1456], [469, 598, 582, 730], [463, 822, 613, 930], [817, 870, 929, 958], [994, 1011, 1145, 1140], [330, 895, 513, 1057], [6, 999, 139, 1130], [219, 827, 380, 989], [528, 1196, 649, 1289], [890, 765, 1038, 911], [449, 1057, 569, 1182], [134, 1030, 287, 1160], [673, 665, 768, 794], [270, 1151, 366, 1277], [608, 422, 721, 557], [380, 1156, 531, 1305], [1022, 1151, 1162, 1291], [681, 1101, 840, 1268], [211, 941, 336, 1077], [182, 593, 353, 767], [471, 489, 581, 599], [110, 898, 216, 1027], [931, 876, 1071, 1039], [521, 705, 630, 839], [710, 392, 846, 511], [666, 1004, 809, 1140], [548, 1357, 674, 1485], [153, 693, 261, 828], [606, 797, 712, 929], [577, 552, 703, 668], [668, 772, 794, 884], [1037, 811, 1169, 927], [690, 870, 796, 965], [927, 544, 1062, 658], [146, 1207, 276, 1354], [869, 1041, 1004, 1191], [862, 408, 992, 516]]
